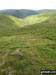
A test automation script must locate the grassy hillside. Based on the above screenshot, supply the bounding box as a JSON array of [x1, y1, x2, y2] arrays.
[[25, 13, 56, 25], [0, 14, 56, 75], [0, 15, 26, 36]]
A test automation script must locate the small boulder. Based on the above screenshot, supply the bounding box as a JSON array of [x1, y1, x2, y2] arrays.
[[8, 71, 12, 75], [10, 50, 24, 56], [19, 51, 24, 56]]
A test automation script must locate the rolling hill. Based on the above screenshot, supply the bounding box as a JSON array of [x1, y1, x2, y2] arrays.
[[0, 13, 56, 36], [0, 9, 39, 18], [0, 15, 26, 36], [25, 13, 56, 25], [0, 13, 56, 75], [0, 9, 56, 18], [38, 9, 56, 14]]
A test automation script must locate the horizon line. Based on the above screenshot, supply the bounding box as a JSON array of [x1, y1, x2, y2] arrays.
[[0, 8, 56, 11]]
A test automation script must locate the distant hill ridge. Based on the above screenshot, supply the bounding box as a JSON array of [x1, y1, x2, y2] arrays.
[[0, 9, 56, 18], [0, 9, 39, 18]]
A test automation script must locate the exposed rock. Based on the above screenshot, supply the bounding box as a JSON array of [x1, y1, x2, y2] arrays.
[[19, 51, 24, 56], [8, 71, 12, 75], [10, 50, 24, 56], [32, 50, 35, 55]]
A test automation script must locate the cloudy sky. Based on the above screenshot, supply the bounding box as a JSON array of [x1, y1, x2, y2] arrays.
[[0, 0, 56, 10]]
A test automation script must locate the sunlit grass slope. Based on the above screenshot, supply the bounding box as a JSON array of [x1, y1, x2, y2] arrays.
[[0, 15, 25, 26], [0, 15, 26, 36], [24, 13, 56, 25], [0, 13, 56, 75]]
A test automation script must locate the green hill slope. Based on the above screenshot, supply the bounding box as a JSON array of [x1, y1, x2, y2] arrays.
[[0, 14, 56, 75], [25, 13, 56, 25], [0, 14, 56, 37], [0, 15, 26, 36]]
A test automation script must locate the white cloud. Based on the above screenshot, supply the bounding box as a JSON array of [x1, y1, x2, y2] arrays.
[[0, 0, 56, 10]]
